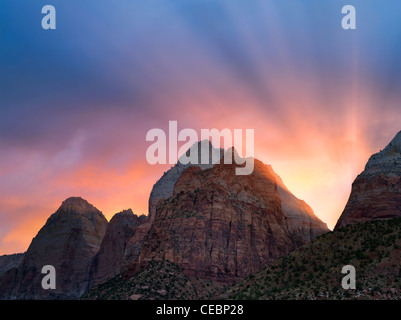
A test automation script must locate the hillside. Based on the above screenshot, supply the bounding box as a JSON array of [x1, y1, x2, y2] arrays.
[[83, 218, 401, 300], [226, 217, 401, 300]]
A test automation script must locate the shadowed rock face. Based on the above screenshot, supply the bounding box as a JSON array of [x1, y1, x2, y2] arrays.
[[0, 197, 108, 300], [89, 209, 146, 286], [336, 131, 401, 229], [129, 150, 328, 282]]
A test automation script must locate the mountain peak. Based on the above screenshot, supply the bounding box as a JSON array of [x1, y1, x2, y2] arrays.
[[139, 150, 328, 282], [0, 198, 108, 299], [113, 208, 134, 217], [58, 197, 100, 215], [363, 131, 401, 175], [149, 140, 224, 217]]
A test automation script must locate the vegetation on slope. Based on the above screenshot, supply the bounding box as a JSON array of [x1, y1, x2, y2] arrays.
[[83, 218, 401, 300], [81, 260, 220, 300]]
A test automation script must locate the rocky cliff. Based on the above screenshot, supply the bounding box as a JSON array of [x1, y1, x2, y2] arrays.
[[122, 140, 223, 271], [129, 149, 328, 282], [335, 131, 401, 228], [148, 140, 223, 218], [0, 197, 108, 299], [274, 172, 328, 242]]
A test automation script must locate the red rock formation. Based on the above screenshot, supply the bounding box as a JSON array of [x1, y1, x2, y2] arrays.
[[121, 216, 153, 273], [0, 197, 108, 299], [335, 131, 401, 229], [129, 151, 328, 282], [89, 209, 146, 286], [148, 140, 223, 218]]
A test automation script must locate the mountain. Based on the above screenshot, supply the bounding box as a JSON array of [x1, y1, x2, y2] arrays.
[[126, 148, 328, 282], [0, 197, 108, 299], [0, 141, 329, 299], [89, 209, 146, 286], [336, 131, 401, 228], [226, 217, 401, 300]]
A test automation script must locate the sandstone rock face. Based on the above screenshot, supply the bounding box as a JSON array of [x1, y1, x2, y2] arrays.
[[131, 151, 328, 282], [89, 209, 146, 286], [336, 131, 401, 229], [121, 140, 224, 272], [148, 140, 223, 218], [0, 197, 108, 299], [122, 140, 223, 273]]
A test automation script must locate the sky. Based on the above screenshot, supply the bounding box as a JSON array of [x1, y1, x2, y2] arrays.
[[1, 0, 401, 254]]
